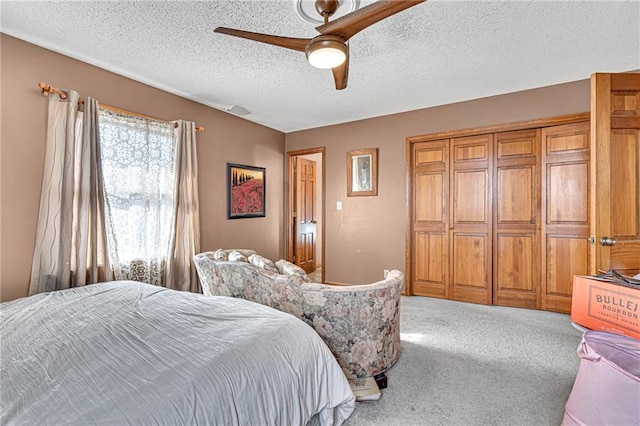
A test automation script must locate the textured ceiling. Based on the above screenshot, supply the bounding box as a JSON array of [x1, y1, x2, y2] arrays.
[[2, 1, 639, 133]]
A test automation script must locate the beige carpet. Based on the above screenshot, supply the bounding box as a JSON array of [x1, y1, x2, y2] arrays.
[[344, 295, 583, 426]]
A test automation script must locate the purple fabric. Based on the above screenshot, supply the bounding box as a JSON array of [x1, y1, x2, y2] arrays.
[[582, 330, 640, 379], [563, 331, 640, 426]]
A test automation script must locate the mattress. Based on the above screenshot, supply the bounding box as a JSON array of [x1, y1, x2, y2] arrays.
[[0, 281, 355, 425]]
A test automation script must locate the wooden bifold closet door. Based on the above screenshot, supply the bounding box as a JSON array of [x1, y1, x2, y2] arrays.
[[407, 73, 640, 314], [410, 134, 493, 306], [408, 115, 591, 313]]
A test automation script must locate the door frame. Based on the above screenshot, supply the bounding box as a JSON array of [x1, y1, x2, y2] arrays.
[[286, 147, 326, 283]]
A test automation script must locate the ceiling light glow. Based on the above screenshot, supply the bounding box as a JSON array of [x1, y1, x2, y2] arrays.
[[306, 36, 347, 69]]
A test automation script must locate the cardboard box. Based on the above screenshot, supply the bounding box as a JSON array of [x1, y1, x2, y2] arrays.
[[571, 275, 640, 340]]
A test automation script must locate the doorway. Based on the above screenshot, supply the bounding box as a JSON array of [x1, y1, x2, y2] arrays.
[[286, 148, 325, 283]]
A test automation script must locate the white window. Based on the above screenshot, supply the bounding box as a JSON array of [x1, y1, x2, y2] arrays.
[[98, 108, 176, 285]]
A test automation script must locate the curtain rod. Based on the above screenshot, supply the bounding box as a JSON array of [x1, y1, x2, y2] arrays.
[[37, 82, 205, 132]]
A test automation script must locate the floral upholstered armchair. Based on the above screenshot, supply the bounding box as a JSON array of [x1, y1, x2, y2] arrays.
[[193, 250, 404, 379]]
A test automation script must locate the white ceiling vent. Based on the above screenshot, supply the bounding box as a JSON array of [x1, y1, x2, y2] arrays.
[[225, 105, 251, 116]]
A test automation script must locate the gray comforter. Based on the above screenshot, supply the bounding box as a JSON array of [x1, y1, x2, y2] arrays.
[[0, 281, 355, 425]]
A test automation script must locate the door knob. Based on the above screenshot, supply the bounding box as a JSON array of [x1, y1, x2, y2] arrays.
[[599, 236, 616, 246]]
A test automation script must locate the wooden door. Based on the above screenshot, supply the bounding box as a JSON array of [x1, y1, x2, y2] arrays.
[[541, 121, 591, 313], [410, 139, 450, 298], [493, 129, 541, 309], [450, 134, 493, 305], [295, 157, 317, 273], [591, 73, 640, 276]]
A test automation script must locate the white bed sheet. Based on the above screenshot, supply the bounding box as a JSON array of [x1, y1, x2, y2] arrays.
[[0, 281, 355, 425]]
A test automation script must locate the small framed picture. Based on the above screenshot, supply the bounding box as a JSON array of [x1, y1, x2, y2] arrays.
[[347, 148, 378, 197], [227, 163, 266, 219]]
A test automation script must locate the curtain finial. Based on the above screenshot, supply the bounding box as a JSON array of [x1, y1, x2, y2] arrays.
[[38, 82, 68, 100]]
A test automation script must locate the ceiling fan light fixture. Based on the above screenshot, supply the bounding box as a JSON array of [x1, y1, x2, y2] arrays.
[[306, 36, 347, 69], [214, 0, 427, 89]]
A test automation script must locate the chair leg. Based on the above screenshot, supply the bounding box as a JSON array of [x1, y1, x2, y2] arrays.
[[374, 373, 387, 389]]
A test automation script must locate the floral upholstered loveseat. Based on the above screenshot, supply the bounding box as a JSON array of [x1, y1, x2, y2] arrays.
[[193, 249, 404, 379]]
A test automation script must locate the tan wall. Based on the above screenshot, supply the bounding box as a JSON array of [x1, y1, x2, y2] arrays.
[[0, 33, 598, 298], [285, 79, 591, 285], [0, 34, 285, 302]]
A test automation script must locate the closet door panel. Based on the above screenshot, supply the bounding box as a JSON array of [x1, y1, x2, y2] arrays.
[[547, 163, 589, 223], [451, 232, 490, 302], [411, 140, 449, 298], [547, 236, 589, 293], [414, 232, 447, 297], [450, 135, 492, 305], [497, 167, 534, 223], [493, 129, 540, 309], [541, 122, 591, 313], [496, 234, 535, 290], [416, 173, 444, 222], [453, 170, 488, 223]]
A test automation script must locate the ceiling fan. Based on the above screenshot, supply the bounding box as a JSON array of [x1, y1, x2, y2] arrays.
[[214, 0, 426, 90]]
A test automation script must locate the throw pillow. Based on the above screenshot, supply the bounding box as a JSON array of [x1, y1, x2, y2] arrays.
[[275, 259, 310, 282], [228, 251, 248, 262], [213, 249, 229, 261], [248, 254, 279, 274]]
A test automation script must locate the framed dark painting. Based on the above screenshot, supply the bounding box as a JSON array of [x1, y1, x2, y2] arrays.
[[227, 163, 266, 219]]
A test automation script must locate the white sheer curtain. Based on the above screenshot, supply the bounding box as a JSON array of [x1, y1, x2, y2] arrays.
[[167, 120, 201, 292], [98, 109, 176, 286], [29, 92, 112, 295], [30, 94, 200, 293]]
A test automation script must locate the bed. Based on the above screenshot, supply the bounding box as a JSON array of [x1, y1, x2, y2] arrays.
[[0, 281, 355, 425]]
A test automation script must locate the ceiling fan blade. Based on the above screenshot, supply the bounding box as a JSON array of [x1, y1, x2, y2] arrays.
[[214, 27, 310, 52], [331, 54, 349, 90], [315, 0, 426, 40]]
